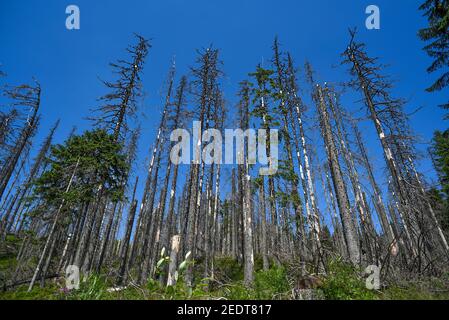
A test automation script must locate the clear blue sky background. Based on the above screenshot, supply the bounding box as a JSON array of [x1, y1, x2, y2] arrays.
[[1, 1, 447, 231]]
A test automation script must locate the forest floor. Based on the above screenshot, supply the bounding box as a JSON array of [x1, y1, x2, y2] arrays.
[[1, 236, 449, 300]]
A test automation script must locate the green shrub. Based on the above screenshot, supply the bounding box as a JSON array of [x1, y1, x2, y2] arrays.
[[381, 277, 449, 300], [0, 284, 61, 300], [254, 266, 290, 299], [214, 257, 243, 282], [220, 282, 255, 300], [67, 275, 108, 300], [321, 259, 378, 300], [381, 285, 436, 300]]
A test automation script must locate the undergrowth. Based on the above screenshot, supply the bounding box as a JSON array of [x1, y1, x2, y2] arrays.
[[1, 256, 448, 300]]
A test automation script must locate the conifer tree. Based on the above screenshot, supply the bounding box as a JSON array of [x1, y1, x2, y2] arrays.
[[419, 0, 449, 111]]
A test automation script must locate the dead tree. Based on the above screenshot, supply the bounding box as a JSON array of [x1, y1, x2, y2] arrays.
[[344, 30, 449, 264], [272, 39, 314, 264], [351, 120, 396, 249], [314, 83, 361, 265], [326, 88, 377, 263], [28, 158, 80, 292], [90, 34, 150, 142], [116, 177, 139, 285], [184, 47, 223, 287], [139, 62, 176, 283], [163, 76, 187, 246], [0, 83, 41, 202], [235, 81, 255, 286], [4, 120, 59, 235]]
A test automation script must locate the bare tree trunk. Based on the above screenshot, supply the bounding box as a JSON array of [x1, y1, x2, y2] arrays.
[[316, 85, 360, 265], [0, 84, 40, 201], [258, 180, 269, 270], [166, 235, 181, 286], [28, 158, 80, 292]]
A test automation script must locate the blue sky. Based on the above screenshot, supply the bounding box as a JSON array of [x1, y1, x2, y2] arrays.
[[1, 1, 447, 231]]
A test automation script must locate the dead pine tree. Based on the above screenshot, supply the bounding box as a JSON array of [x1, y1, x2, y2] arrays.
[[184, 47, 223, 287], [272, 38, 314, 265], [116, 176, 139, 285], [90, 34, 150, 142], [203, 86, 225, 282], [325, 88, 378, 264], [287, 55, 329, 271], [344, 30, 449, 265], [28, 158, 80, 292], [161, 75, 188, 262], [313, 82, 361, 266], [138, 62, 176, 284], [235, 80, 255, 286], [4, 120, 59, 236], [351, 120, 397, 254], [209, 96, 226, 280], [0, 82, 41, 202]]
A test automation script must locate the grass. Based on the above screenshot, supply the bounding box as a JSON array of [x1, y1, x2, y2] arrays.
[[0, 256, 448, 300]]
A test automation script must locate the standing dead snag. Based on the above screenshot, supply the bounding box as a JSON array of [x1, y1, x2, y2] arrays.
[[0, 83, 41, 202], [255, 177, 269, 270], [272, 38, 312, 263], [161, 76, 188, 259], [326, 88, 377, 264], [286, 55, 325, 268], [117, 177, 139, 285], [314, 83, 361, 265], [344, 30, 449, 263], [129, 60, 174, 282], [166, 235, 181, 287], [184, 47, 223, 287], [205, 86, 225, 281], [28, 158, 80, 292], [91, 34, 150, 142], [237, 81, 255, 286], [351, 120, 395, 249], [4, 120, 59, 235], [138, 62, 176, 283]]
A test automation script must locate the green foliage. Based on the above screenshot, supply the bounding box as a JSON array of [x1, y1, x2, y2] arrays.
[[430, 130, 449, 233], [0, 284, 61, 300], [67, 275, 108, 300], [0, 235, 20, 286], [221, 282, 256, 300], [382, 285, 438, 300], [381, 275, 449, 300], [248, 65, 279, 125], [321, 259, 378, 300], [254, 266, 290, 299], [163, 276, 195, 300], [214, 266, 290, 300], [32, 129, 128, 214], [418, 0, 449, 109], [431, 130, 449, 195], [213, 257, 243, 282], [2, 263, 449, 300]]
